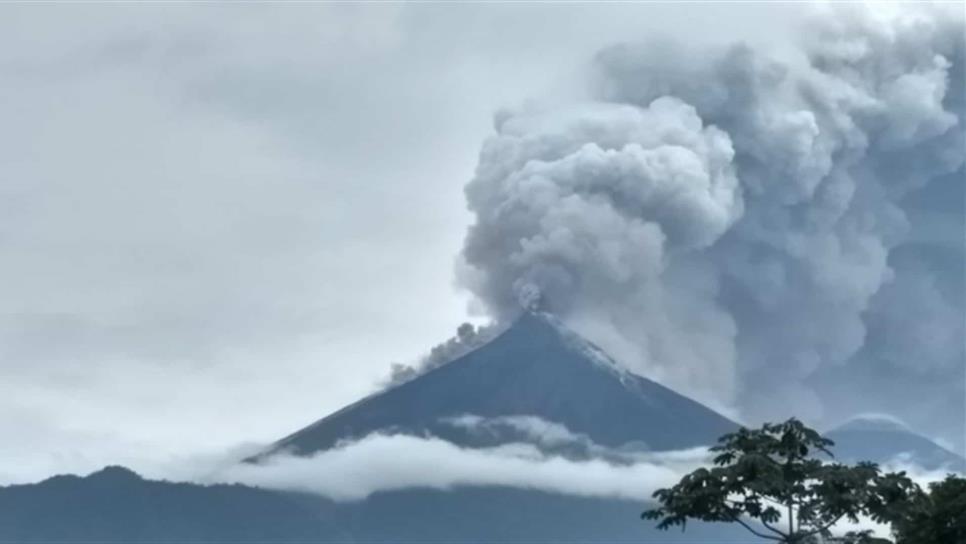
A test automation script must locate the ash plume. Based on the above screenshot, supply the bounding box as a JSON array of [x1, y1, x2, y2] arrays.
[[385, 322, 501, 387], [457, 5, 965, 427]]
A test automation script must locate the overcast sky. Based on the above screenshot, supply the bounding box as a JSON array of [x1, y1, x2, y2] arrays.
[[2, 3, 960, 485]]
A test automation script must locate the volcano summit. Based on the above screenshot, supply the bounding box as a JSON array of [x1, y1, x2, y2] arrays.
[[257, 311, 738, 459]]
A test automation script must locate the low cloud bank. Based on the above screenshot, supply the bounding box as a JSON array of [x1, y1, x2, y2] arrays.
[[210, 431, 707, 502], [439, 413, 712, 462], [441, 414, 606, 451], [196, 415, 960, 505], [153, 415, 961, 542]]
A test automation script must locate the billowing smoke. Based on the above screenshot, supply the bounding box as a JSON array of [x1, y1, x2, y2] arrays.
[[385, 322, 501, 386], [458, 5, 965, 425]]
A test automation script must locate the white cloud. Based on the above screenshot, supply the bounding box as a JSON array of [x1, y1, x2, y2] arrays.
[[210, 430, 708, 502]]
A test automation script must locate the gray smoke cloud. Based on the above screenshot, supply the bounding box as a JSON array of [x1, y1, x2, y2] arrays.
[[458, 5, 965, 427], [385, 322, 501, 386]]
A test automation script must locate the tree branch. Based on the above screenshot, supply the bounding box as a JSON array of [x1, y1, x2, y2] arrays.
[[760, 519, 787, 537], [730, 515, 785, 542], [725, 495, 787, 537], [798, 512, 848, 539]]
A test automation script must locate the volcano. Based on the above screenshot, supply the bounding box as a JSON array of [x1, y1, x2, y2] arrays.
[[2, 313, 750, 543], [259, 311, 738, 459]]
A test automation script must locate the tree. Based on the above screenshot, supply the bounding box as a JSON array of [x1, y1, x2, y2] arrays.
[[891, 474, 966, 544], [642, 419, 919, 543]]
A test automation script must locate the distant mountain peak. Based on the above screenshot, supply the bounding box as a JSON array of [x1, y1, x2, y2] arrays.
[[828, 414, 965, 471], [832, 413, 911, 433], [86, 465, 143, 484]]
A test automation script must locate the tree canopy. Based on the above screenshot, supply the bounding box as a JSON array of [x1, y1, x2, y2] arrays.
[[642, 419, 919, 543], [890, 474, 966, 544]]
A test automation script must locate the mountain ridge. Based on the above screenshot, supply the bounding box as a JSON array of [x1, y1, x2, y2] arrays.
[[0, 464, 746, 543]]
